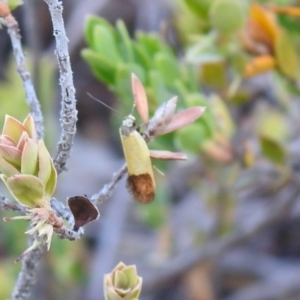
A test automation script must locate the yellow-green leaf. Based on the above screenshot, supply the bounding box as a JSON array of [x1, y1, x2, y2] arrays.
[[275, 30, 299, 80], [22, 114, 36, 140], [5, 174, 45, 207], [38, 140, 57, 196], [2, 115, 26, 144], [0, 157, 20, 177], [21, 138, 38, 175], [0, 144, 22, 169], [260, 135, 286, 165], [210, 0, 245, 34]]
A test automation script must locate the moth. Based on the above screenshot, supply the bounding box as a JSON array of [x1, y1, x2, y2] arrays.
[[120, 74, 205, 204]]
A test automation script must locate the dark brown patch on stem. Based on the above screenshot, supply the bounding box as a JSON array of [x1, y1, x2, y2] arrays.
[[127, 174, 155, 204]]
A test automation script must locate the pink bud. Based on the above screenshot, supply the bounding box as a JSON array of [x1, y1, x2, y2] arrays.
[[131, 73, 149, 123], [149, 150, 187, 160], [160, 106, 206, 135]]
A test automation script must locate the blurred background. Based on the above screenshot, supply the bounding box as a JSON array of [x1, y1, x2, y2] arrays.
[[1, 0, 300, 299]]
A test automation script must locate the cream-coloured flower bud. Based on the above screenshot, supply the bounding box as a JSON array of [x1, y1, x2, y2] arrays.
[[104, 262, 143, 300]]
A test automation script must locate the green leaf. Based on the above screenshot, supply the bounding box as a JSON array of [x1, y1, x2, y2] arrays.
[[22, 114, 36, 140], [184, 94, 215, 138], [114, 63, 145, 102], [114, 270, 128, 289], [105, 287, 123, 300], [275, 30, 299, 80], [37, 140, 56, 196], [21, 138, 38, 175], [122, 266, 138, 287], [0, 145, 22, 169], [136, 33, 172, 57], [132, 43, 152, 70], [148, 70, 173, 108], [92, 25, 122, 63], [5, 174, 45, 207], [116, 20, 134, 62], [181, 64, 199, 93], [8, 0, 23, 10], [257, 109, 288, 142], [154, 53, 181, 88], [2, 115, 26, 144], [183, 0, 211, 19], [176, 123, 209, 152], [0, 156, 20, 177], [200, 62, 227, 88], [46, 156, 57, 197], [210, 95, 234, 138], [84, 16, 116, 47], [277, 14, 300, 34], [81, 49, 117, 85], [209, 0, 245, 34], [260, 135, 286, 165]]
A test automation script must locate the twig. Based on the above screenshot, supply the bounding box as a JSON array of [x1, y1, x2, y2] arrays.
[[11, 236, 45, 300], [91, 163, 127, 204], [61, 0, 109, 58], [50, 197, 74, 226], [142, 185, 299, 293], [54, 226, 81, 240], [0, 2, 44, 139], [50, 162, 127, 232], [0, 193, 26, 213], [44, 0, 78, 174]]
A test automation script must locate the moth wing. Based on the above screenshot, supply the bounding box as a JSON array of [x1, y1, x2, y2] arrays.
[[120, 130, 154, 180], [120, 129, 155, 203]]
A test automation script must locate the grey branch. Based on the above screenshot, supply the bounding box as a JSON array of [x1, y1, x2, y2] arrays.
[[0, 4, 44, 139], [11, 237, 45, 300], [51, 197, 74, 226], [91, 163, 127, 204], [0, 194, 26, 213], [55, 226, 81, 240], [44, 0, 78, 174]]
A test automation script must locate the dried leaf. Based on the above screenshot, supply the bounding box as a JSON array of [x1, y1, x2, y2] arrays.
[[68, 196, 99, 231], [250, 4, 278, 44], [244, 55, 276, 77]]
